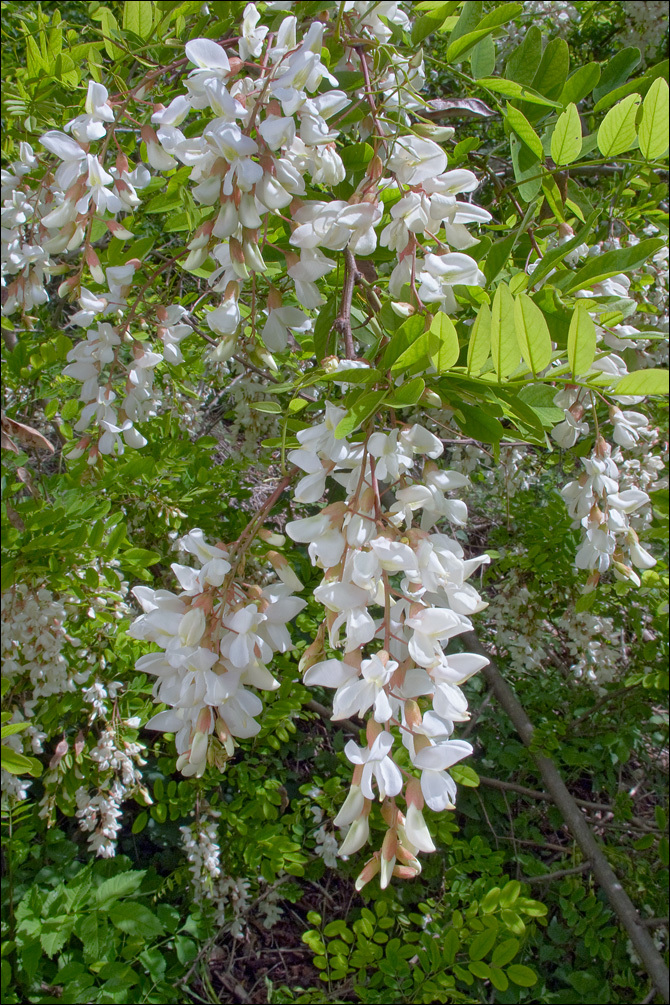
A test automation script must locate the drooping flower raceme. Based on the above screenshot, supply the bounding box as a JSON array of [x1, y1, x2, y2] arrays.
[[128, 528, 305, 777], [288, 413, 490, 888]]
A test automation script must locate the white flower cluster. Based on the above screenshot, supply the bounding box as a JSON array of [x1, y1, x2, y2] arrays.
[[180, 811, 283, 935], [146, 9, 488, 348], [75, 724, 148, 857], [620, 0, 669, 61], [562, 435, 656, 587], [308, 791, 339, 869], [129, 528, 305, 777], [1, 142, 53, 315], [1, 585, 75, 698], [287, 409, 490, 888], [2, 4, 493, 463]]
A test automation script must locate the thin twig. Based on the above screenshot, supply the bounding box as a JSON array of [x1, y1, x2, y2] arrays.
[[521, 862, 591, 884]]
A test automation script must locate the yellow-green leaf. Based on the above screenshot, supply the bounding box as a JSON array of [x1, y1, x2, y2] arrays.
[[334, 390, 387, 438], [638, 77, 670, 160], [506, 964, 537, 988], [597, 92, 641, 156], [514, 294, 552, 374], [551, 102, 582, 165], [615, 369, 669, 396], [429, 312, 460, 371], [491, 283, 520, 378], [568, 304, 596, 375], [123, 0, 154, 39], [467, 303, 492, 375], [505, 103, 544, 160]]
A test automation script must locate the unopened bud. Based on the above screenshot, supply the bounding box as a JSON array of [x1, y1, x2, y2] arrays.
[[414, 123, 456, 142], [85, 247, 105, 284], [355, 853, 381, 891], [49, 737, 68, 769], [420, 388, 442, 408]]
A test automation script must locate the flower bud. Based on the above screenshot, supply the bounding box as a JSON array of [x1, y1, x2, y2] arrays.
[[355, 854, 380, 891]]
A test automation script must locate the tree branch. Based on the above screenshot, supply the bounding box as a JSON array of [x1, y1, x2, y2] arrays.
[[332, 247, 359, 360], [462, 630, 670, 1005], [521, 862, 591, 884]]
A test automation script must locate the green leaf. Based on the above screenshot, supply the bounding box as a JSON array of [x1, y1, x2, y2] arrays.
[[108, 902, 164, 939], [638, 77, 670, 160], [505, 25, 541, 86], [250, 401, 282, 413], [510, 134, 542, 202], [470, 34, 495, 79], [489, 966, 509, 992], [476, 78, 562, 108], [551, 103, 582, 165], [385, 377, 425, 407], [469, 960, 491, 979], [447, 4, 522, 62], [467, 303, 492, 374], [481, 887, 501, 913], [500, 910, 526, 935], [429, 313, 460, 371], [593, 47, 640, 104], [382, 315, 424, 370], [518, 384, 564, 425], [411, 1, 459, 44], [597, 93, 641, 157], [491, 938, 520, 968], [1, 746, 42, 777], [447, 1, 482, 46], [98, 8, 124, 61], [562, 238, 664, 293], [499, 881, 521, 908], [313, 295, 339, 361], [453, 403, 503, 444], [505, 103, 544, 160], [450, 763, 480, 787], [123, 0, 154, 38], [529, 209, 599, 288], [41, 919, 75, 957], [559, 63, 601, 106], [447, 27, 495, 63], [568, 304, 597, 376], [490, 283, 520, 378], [1, 722, 30, 738], [334, 390, 386, 439], [95, 870, 145, 907], [615, 369, 669, 396], [532, 37, 570, 101], [483, 233, 517, 284], [24, 32, 49, 77], [514, 294, 552, 375], [507, 964, 538, 987], [390, 332, 434, 375], [119, 547, 161, 568]]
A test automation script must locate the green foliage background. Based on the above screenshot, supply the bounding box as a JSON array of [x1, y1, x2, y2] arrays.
[[1, 1, 668, 1003]]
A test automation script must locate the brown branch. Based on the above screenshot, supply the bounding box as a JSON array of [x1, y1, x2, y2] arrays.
[[332, 247, 359, 360], [306, 700, 360, 736], [477, 774, 657, 830], [462, 630, 670, 1005], [571, 683, 641, 729], [521, 862, 592, 884]]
